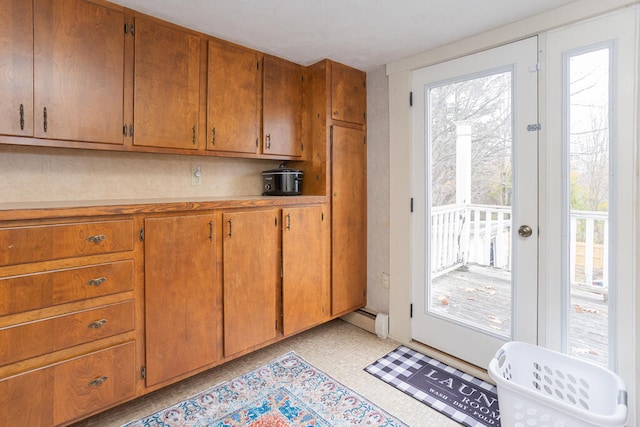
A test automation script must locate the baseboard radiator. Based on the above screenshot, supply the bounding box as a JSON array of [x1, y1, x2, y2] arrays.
[[341, 309, 389, 339]]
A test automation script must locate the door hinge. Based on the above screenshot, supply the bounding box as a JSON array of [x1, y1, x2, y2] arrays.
[[410, 303, 413, 318], [529, 63, 541, 72], [301, 143, 304, 151], [409, 91, 413, 107], [410, 198, 414, 213], [527, 123, 541, 132], [275, 319, 279, 330], [140, 366, 146, 380], [139, 227, 145, 241]]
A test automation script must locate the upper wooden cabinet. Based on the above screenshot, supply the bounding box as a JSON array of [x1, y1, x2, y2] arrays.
[[133, 18, 201, 150], [207, 40, 260, 155], [0, 0, 328, 160], [0, 0, 33, 137], [263, 55, 303, 158], [331, 62, 366, 125], [33, 0, 125, 144]]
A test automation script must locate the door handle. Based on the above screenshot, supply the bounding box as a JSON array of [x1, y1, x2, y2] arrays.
[[518, 225, 533, 237]]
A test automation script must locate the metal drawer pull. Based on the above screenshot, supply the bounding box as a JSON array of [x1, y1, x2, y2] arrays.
[[88, 319, 108, 329], [86, 235, 106, 244], [88, 376, 109, 387], [87, 277, 107, 287]]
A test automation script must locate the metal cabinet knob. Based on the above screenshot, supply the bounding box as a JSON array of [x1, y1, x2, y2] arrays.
[[518, 225, 533, 237]]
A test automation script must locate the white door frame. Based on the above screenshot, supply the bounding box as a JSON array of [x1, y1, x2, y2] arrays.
[[539, 3, 638, 410], [387, 2, 638, 423]]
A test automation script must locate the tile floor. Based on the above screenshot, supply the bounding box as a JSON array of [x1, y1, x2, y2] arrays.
[[71, 319, 461, 427]]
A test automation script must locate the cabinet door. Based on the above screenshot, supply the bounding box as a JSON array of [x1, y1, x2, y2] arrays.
[[223, 209, 279, 356], [0, 0, 33, 137], [207, 40, 259, 154], [144, 214, 217, 387], [282, 205, 330, 335], [134, 19, 201, 150], [331, 126, 367, 315], [331, 62, 366, 125], [263, 56, 303, 157], [33, 0, 124, 144]]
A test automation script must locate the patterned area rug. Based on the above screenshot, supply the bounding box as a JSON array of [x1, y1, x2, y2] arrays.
[[365, 346, 500, 427], [123, 351, 407, 427]]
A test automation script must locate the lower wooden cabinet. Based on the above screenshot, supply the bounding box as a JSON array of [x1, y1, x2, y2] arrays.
[[222, 209, 280, 356], [144, 214, 219, 387], [0, 215, 140, 427], [282, 205, 330, 335], [0, 199, 340, 425]]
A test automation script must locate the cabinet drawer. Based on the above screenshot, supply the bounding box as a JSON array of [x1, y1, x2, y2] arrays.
[[0, 342, 136, 427], [0, 300, 134, 367], [53, 342, 136, 424], [0, 260, 134, 316], [0, 367, 54, 427], [0, 220, 134, 267]]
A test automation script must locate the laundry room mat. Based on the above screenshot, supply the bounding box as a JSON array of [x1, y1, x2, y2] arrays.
[[365, 345, 501, 427]]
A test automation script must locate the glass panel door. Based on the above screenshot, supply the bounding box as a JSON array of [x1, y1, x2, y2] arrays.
[[412, 37, 538, 369]]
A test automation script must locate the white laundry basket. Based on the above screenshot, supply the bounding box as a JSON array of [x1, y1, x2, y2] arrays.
[[488, 341, 627, 427]]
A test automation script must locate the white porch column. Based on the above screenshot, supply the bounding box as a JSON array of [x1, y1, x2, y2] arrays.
[[455, 121, 472, 265]]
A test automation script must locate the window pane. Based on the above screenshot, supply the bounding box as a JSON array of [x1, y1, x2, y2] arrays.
[[428, 70, 513, 337], [567, 48, 610, 366]]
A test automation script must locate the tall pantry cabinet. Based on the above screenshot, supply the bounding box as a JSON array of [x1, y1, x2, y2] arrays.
[[298, 60, 368, 316]]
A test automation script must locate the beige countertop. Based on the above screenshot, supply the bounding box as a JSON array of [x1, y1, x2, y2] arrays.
[[0, 195, 330, 221]]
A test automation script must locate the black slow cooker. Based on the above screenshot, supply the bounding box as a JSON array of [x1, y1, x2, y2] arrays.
[[262, 164, 303, 196]]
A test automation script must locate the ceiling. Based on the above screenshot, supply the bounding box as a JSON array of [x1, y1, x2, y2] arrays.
[[110, 0, 579, 71]]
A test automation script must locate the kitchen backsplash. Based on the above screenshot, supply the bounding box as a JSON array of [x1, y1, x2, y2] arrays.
[[0, 145, 280, 203]]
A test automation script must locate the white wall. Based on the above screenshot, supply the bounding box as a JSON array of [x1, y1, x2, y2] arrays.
[[366, 67, 391, 314]]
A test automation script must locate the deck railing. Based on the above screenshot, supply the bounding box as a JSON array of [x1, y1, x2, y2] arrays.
[[431, 204, 608, 289]]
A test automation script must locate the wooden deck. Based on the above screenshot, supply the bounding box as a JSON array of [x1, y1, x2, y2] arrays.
[[430, 265, 608, 366]]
